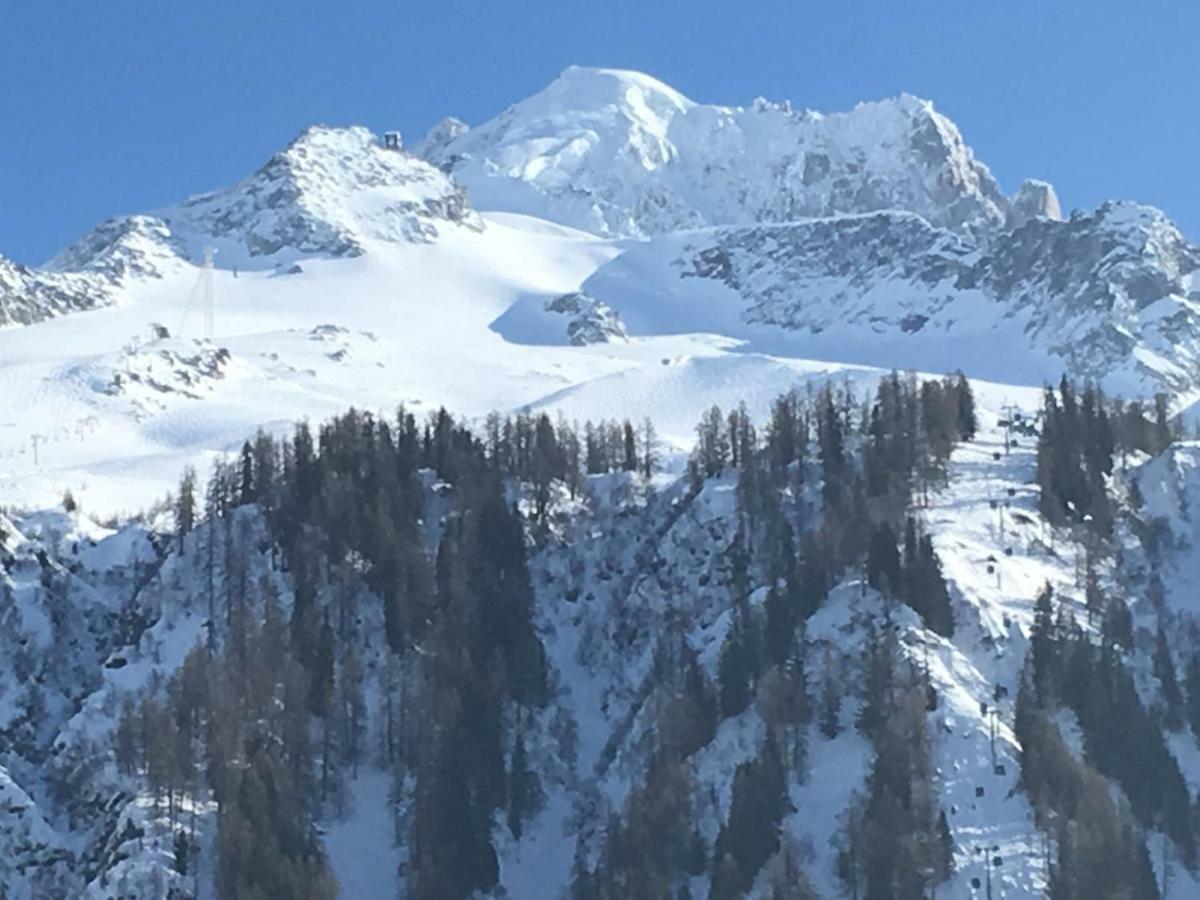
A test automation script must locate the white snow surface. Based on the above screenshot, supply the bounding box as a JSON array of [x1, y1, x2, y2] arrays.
[[422, 66, 1010, 240]]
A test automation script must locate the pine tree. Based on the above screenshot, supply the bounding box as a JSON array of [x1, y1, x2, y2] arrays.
[[217, 741, 337, 900], [640, 417, 659, 478], [238, 441, 255, 504], [1030, 583, 1058, 703], [819, 652, 842, 740], [710, 735, 790, 898], [718, 610, 753, 719], [764, 585, 795, 668], [507, 732, 543, 840], [176, 466, 197, 554], [855, 622, 894, 741], [1186, 651, 1200, 739], [622, 421, 638, 472], [954, 371, 977, 440], [1153, 622, 1185, 731]]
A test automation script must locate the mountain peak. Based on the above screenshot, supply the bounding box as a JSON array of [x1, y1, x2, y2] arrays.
[[47, 214, 183, 279], [423, 68, 1011, 239], [51, 126, 484, 272], [1009, 178, 1062, 228], [546, 65, 695, 113], [412, 116, 470, 161]]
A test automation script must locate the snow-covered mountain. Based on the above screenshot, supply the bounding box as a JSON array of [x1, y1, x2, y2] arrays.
[[551, 200, 1200, 393], [3, 66, 1200, 899], [0, 253, 115, 326], [40, 125, 481, 288], [419, 66, 1019, 241], [0, 63, 1194, 514]]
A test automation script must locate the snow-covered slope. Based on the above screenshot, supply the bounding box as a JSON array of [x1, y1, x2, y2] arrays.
[[420, 66, 1016, 240], [552, 202, 1200, 397], [0, 68, 1196, 515]]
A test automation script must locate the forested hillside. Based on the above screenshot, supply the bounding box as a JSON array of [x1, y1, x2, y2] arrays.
[[3, 371, 1200, 899]]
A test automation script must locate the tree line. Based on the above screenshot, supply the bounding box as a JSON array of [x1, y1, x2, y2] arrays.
[[111, 369, 979, 898]]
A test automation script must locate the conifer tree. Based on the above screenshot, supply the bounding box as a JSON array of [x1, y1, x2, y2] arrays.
[[1153, 622, 1185, 731], [819, 651, 842, 740], [175, 466, 197, 554]]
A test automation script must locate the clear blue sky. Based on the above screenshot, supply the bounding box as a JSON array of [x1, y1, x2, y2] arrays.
[[2, 1, 1196, 265]]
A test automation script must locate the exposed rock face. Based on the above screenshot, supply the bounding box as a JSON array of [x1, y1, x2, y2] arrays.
[[412, 116, 471, 167], [419, 66, 1012, 240], [164, 125, 482, 260], [575, 200, 1200, 394], [1, 126, 487, 324], [46, 215, 183, 281], [978, 202, 1200, 388], [681, 212, 975, 333], [545, 291, 628, 345], [1007, 179, 1063, 229], [39, 124, 483, 282], [0, 255, 111, 327]]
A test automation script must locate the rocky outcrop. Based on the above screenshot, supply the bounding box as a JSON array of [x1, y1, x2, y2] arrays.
[[1007, 179, 1063, 229], [545, 291, 628, 345], [577, 200, 1200, 395], [0, 254, 112, 327], [412, 116, 470, 168], [419, 66, 1014, 240], [165, 125, 482, 260]]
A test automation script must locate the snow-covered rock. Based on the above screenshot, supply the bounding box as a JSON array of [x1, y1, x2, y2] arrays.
[[46, 215, 185, 282], [54, 125, 483, 273], [569, 201, 1200, 396], [0, 253, 113, 326], [544, 291, 627, 345], [1007, 178, 1062, 229], [420, 65, 1012, 240], [980, 201, 1200, 391], [168, 125, 482, 261], [412, 116, 470, 164]]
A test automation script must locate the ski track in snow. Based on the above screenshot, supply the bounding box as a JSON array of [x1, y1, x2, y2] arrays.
[[922, 415, 1059, 898]]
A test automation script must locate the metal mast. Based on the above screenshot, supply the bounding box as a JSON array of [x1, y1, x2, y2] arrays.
[[201, 246, 214, 340], [179, 246, 216, 340]]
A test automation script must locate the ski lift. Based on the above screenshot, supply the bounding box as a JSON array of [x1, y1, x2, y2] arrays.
[[994, 763, 1006, 776], [975, 786, 985, 798], [383, 130, 403, 150]]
